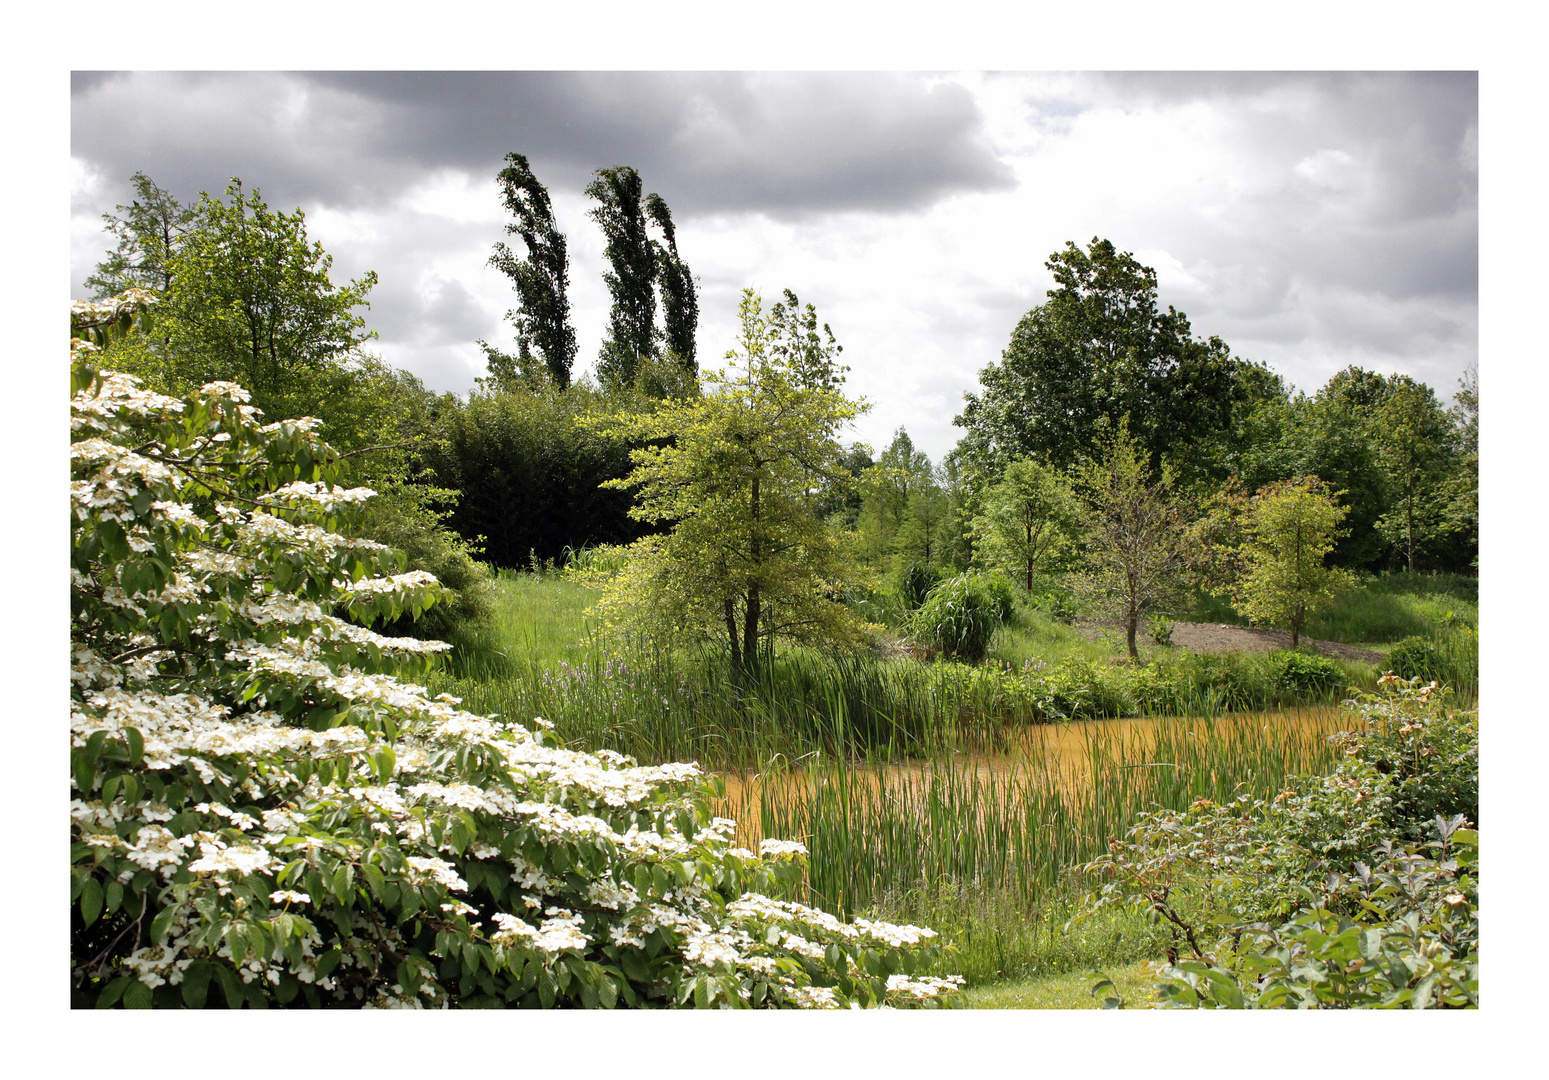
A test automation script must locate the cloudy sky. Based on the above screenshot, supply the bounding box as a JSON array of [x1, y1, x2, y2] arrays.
[[69, 70, 1477, 463]]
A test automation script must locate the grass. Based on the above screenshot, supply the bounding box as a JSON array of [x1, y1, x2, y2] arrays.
[[959, 960, 1161, 1009], [428, 567, 1474, 1002]]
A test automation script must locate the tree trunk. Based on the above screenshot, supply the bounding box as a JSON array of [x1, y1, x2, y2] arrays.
[[1406, 483, 1416, 573], [742, 473, 762, 676], [1126, 612, 1139, 660], [725, 597, 742, 676]]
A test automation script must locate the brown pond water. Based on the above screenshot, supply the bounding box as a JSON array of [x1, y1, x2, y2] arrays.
[[712, 705, 1359, 848]]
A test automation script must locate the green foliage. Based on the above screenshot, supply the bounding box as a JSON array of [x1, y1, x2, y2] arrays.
[[969, 457, 1080, 591], [69, 314, 962, 1011], [954, 237, 1255, 486], [587, 167, 698, 389], [1232, 477, 1354, 647], [1045, 659, 1130, 719], [487, 152, 577, 389], [83, 178, 488, 644], [1070, 424, 1191, 658], [1081, 679, 1478, 1007], [592, 288, 874, 676], [894, 562, 938, 613], [354, 487, 494, 645], [858, 428, 948, 570], [909, 573, 1007, 662], [1153, 823, 1477, 1009], [157, 179, 380, 420], [415, 383, 650, 569], [1386, 636, 1445, 681], [1371, 376, 1456, 573], [1270, 651, 1343, 697], [85, 172, 200, 296]]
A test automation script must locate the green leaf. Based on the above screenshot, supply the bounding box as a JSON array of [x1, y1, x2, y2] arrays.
[[125, 727, 145, 766], [150, 903, 180, 943], [73, 750, 97, 796], [122, 980, 153, 1009], [181, 961, 212, 1008], [314, 948, 343, 981], [80, 877, 104, 927], [95, 977, 133, 1009]]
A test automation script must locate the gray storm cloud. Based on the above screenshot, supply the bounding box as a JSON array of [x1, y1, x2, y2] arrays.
[[70, 70, 1476, 462]]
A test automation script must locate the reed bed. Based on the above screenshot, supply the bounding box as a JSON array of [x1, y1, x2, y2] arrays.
[[715, 707, 1355, 917]]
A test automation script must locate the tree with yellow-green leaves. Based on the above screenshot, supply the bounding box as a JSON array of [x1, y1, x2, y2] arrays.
[[970, 458, 1081, 592], [1233, 477, 1353, 648], [592, 288, 874, 677]]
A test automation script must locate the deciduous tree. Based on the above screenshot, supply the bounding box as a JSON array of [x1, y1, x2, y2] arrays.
[[971, 458, 1080, 592], [1232, 477, 1353, 648], [1373, 376, 1456, 573], [593, 289, 872, 677], [588, 167, 660, 387], [587, 167, 698, 390], [487, 153, 577, 389], [955, 238, 1250, 485], [1071, 424, 1191, 659]]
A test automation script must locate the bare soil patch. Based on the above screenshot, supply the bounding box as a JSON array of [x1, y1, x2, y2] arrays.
[[1074, 620, 1385, 664]]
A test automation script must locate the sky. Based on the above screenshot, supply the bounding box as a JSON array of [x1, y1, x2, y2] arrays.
[[69, 70, 1478, 464]]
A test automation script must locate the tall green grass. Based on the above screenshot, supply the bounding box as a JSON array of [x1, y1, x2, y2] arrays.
[[726, 707, 1352, 983], [429, 574, 1406, 767], [735, 709, 1349, 914], [429, 572, 1468, 987]]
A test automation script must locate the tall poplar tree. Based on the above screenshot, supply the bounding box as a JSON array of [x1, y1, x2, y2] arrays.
[[587, 167, 698, 390], [587, 167, 658, 387], [645, 192, 698, 376], [487, 152, 577, 389]]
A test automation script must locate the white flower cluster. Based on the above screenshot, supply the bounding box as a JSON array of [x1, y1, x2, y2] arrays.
[[70, 351, 963, 1011]]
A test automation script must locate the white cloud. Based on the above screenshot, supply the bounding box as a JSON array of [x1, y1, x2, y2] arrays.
[[69, 71, 1476, 460]]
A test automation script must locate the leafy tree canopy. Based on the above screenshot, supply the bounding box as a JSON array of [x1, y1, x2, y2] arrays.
[[1231, 477, 1354, 648], [1070, 423, 1192, 659], [488, 152, 577, 389], [955, 238, 1260, 487], [592, 288, 873, 676]]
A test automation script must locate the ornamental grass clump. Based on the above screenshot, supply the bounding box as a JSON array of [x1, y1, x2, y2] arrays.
[[69, 292, 962, 1010]]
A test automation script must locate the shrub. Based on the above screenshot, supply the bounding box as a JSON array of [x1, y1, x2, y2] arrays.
[[1153, 822, 1478, 1009], [1082, 678, 1478, 1007], [909, 573, 1005, 662], [1385, 636, 1445, 681], [1047, 659, 1129, 719], [68, 302, 963, 1010], [895, 562, 937, 613], [1270, 650, 1343, 698], [355, 488, 494, 645], [983, 573, 1018, 625]]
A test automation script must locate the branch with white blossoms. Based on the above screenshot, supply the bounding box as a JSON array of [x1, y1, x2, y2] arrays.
[[70, 297, 963, 1010]]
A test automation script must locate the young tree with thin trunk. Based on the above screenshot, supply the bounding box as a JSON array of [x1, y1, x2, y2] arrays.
[[1373, 376, 1454, 573], [592, 289, 870, 677], [1232, 477, 1352, 648], [971, 458, 1080, 592], [85, 172, 199, 297], [1072, 425, 1190, 659]]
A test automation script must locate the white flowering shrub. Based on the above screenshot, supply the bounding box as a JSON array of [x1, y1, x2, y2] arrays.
[[70, 294, 963, 1010]]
